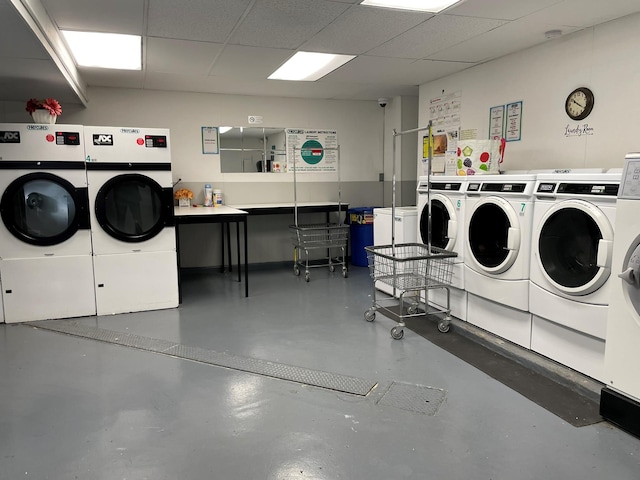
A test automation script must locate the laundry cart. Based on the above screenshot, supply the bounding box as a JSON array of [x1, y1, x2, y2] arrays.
[[364, 123, 458, 339], [289, 144, 348, 281]]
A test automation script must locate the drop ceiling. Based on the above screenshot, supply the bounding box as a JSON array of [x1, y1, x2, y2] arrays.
[[2, 0, 640, 107]]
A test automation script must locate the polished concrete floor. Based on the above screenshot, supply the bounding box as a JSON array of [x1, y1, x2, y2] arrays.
[[1, 264, 640, 479]]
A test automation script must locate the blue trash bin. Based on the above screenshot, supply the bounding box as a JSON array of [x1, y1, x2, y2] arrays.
[[347, 207, 376, 267]]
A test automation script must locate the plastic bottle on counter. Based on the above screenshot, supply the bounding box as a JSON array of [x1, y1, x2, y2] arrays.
[[213, 189, 223, 207], [204, 184, 213, 207]]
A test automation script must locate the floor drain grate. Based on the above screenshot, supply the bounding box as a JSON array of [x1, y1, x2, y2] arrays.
[[377, 381, 446, 415], [28, 320, 377, 397]]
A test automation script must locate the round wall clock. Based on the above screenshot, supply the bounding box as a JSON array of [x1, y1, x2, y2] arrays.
[[565, 87, 594, 121]]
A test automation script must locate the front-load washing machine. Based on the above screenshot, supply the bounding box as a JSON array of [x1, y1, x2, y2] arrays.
[[84, 126, 178, 315], [416, 175, 467, 320], [601, 153, 640, 436], [530, 171, 621, 381], [0, 123, 95, 323], [464, 173, 537, 348], [373, 206, 417, 295]]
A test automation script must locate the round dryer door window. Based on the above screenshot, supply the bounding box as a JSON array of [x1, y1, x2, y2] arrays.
[[420, 198, 451, 249], [95, 173, 168, 242], [537, 200, 613, 295], [0, 172, 85, 246], [468, 197, 520, 274]]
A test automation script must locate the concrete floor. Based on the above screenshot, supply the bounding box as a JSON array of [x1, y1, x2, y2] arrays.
[[1, 264, 639, 479]]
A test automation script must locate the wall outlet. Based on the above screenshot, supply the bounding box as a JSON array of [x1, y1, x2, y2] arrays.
[[379, 173, 384, 182]]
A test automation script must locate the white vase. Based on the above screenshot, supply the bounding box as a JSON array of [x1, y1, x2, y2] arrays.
[[178, 198, 191, 207], [31, 110, 57, 124]]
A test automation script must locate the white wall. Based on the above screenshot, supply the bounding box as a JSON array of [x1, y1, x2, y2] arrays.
[[419, 12, 640, 173]]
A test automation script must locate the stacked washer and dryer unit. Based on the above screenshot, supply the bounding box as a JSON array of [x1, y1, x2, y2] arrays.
[[84, 126, 178, 316], [416, 175, 468, 320], [529, 170, 621, 382], [0, 123, 95, 323], [601, 153, 640, 438]]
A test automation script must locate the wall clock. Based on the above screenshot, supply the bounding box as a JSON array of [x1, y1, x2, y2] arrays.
[[565, 87, 594, 121]]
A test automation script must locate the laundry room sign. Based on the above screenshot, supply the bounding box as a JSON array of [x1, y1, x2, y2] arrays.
[[286, 129, 338, 173]]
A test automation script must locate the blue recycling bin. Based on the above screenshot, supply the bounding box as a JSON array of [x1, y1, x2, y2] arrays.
[[348, 207, 376, 267]]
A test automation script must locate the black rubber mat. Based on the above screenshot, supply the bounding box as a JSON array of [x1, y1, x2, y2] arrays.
[[402, 316, 603, 427]]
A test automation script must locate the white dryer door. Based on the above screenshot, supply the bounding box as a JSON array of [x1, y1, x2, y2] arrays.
[[534, 199, 613, 296], [619, 241, 640, 323], [418, 193, 456, 250], [467, 196, 520, 274]]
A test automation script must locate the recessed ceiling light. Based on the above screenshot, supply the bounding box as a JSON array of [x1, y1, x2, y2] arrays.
[[62, 31, 141, 70], [360, 0, 462, 13], [268, 51, 355, 81]]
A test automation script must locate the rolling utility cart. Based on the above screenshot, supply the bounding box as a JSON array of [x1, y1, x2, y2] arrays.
[[364, 123, 457, 339], [290, 146, 348, 281]]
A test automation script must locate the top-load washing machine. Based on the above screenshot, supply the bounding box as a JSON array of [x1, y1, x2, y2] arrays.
[[530, 170, 621, 381], [601, 153, 640, 436], [84, 126, 178, 315], [0, 123, 95, 322], [464, 173, 537, 348], [416, 175, 467, 320]]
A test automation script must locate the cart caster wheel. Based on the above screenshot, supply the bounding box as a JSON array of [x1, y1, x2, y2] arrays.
[[437, 321, 450, 333], [329, 265, 335, 272], [342, 268, 348, 278], [391, 326, 404, 340], [293, 266, 300, 276], [364, 309, 376, 322], [407, 304, 419, 315], [304, 271, 310, 282]]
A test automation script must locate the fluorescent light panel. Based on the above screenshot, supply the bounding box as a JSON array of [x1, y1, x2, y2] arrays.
[[360, 0, 461, 13], [268, 51, 355, 81], [62, 31, 141, 70]]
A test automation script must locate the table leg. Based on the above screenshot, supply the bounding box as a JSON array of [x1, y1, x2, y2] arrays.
[[243, 216, 248, 297], [236, 220, 241, 283], [220, 222, 226, 273], [176, 224, 183, 304], [227, 220, 232, 272]]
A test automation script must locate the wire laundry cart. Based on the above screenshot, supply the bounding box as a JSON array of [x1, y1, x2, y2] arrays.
[[289, 145, 348, 281], [363, 122, 457, 339], [364, 243, 456, 339]]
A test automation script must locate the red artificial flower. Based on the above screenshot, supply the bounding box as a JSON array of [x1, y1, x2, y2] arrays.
[[25, 98, 62, 116]]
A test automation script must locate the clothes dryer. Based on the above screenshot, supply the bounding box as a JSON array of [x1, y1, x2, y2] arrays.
[[602, 153, 640, 436], [0, 123, 95, 323], [529, 171, 621, 381], [464, 174, 537, 348], [416, 175, 467, 320], [84, 126, 178, 315]]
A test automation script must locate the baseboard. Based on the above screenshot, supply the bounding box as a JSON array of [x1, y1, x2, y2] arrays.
[[600, 387, 640, 439]]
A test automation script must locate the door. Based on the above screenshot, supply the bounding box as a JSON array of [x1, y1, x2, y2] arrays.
[[419, 194, 456, 250], [467, 196, 521, 274], [94, 173, 174, 243], [535, 199, 613, 295], [0, 172, 89, 246]]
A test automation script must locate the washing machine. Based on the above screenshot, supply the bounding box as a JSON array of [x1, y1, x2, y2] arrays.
[[529, 171, 621, 381], [464, 173, 537, 348], [0, 123, 95, 323], [416, 175, 467, 320], [373, 206, 417, 296], [84, 126, 178, 315], [601, 153, 640, 437]]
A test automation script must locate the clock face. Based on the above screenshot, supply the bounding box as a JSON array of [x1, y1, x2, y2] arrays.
[[565, 87, 594, 121]]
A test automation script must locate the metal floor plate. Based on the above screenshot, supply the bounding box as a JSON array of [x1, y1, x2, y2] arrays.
[[28, 321, 377, 397], [377, 381, 446, 415]]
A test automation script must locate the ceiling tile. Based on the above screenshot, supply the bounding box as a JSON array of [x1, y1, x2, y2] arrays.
[[40, 0, 145, 35], [368, 14, 507, 58], [209, 45, 293, 79], [147, 0, 253, 43], [229, 0, 350, 49], [428, 17, 581, 63], [147, 37, 223, 75], [0, 3, 49, 59], [447, 0, 563, 21], [521, 0, 640, 27], [301, 5, 432, 55]]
